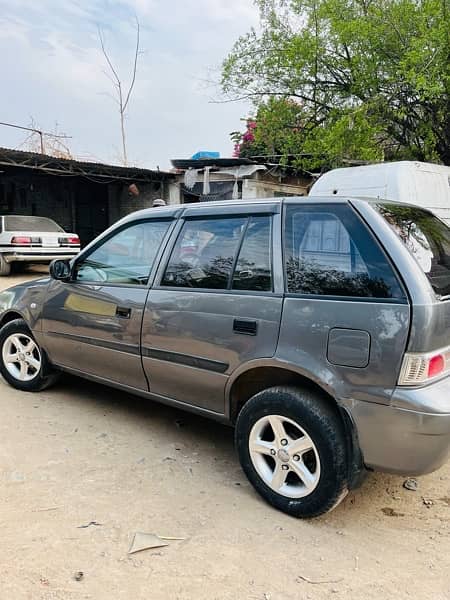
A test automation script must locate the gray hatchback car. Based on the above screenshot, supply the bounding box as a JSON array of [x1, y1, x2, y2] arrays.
[[0, 197, 449, 518]]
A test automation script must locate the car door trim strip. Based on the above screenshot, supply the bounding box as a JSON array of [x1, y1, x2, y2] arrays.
[[46, 331, 140, 355], [141, 347, 229, 373]]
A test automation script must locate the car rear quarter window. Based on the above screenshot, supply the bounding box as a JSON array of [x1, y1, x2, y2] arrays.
[[374, 203, 450, 299], [284, 203, 405, 300]]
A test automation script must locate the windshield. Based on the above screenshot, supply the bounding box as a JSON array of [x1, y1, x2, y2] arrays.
[[4, 216, 64, 233], [375, 203, 450, 299]]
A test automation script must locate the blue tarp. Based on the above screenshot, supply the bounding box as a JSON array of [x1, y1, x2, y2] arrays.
[[191, 151, 220, 160]]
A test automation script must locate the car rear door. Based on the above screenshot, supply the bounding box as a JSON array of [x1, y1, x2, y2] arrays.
[[141, 203, 284, 415], [41, 216, 174, 389]]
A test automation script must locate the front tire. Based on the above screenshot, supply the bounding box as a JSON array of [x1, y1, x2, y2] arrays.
[[0, 319, 58, 392], [235, 386, 348, 518]]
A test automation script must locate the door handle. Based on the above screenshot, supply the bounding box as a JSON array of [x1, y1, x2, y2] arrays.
[[237, 269, 254, 280], [116, 306, 131, 319], [233, 319, 258, 335]]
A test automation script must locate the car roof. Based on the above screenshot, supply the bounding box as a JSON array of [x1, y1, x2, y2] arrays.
[[1, 214, 57, 218], [123, 196, 357, 222]]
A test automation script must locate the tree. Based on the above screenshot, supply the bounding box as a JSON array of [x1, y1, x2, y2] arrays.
[[17, 118, 73, 158], [99, 18, 141, 166], [222, 0, 450, 169]]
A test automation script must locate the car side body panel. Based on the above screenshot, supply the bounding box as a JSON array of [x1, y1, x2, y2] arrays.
[[41, 279, 149, 389], [142, 289, 283, 413], [0, 278, 49, 334], [0, 197, 449, 479], [276, 298, 410, 405]]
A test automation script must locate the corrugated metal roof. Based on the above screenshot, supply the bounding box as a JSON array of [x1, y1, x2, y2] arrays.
[[0, 147, 174, 182]]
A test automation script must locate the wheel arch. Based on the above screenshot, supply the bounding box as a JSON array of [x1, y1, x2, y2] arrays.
[[227, 360, 338, 423], [226, 360, 365, 489], [0, 310, 27, 329]]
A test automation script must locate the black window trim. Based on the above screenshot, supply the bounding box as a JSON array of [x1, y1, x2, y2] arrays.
[[228, 217, 250, 290], [231, 214, 274, 293], [284, 292, 408, 304], [281, 201, 408, 303]]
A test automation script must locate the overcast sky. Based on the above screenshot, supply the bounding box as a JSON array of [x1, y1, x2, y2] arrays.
[[0, 0, 258, 169]]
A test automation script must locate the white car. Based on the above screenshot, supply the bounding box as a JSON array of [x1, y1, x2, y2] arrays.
[[0, 215, 80, 276]]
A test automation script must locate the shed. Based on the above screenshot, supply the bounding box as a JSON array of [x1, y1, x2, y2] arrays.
[[0, 148, 176, 245]]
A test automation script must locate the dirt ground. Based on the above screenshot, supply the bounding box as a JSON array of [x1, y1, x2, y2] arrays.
[[0, 268, 449, 600]]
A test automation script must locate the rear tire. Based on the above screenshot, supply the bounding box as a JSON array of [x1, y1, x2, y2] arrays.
[[0, 319, 59, 392], [0, 255, 11, 276], [235, 386, 348, 518]]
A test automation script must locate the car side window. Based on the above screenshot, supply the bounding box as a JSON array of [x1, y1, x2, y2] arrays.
[[284, 204, 405, 299], [161, 217, 247, 289], [76, 220, 170, 285], [232, 216, 272, 292]]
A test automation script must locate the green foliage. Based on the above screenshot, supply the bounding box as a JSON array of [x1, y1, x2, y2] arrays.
[[222, 0, 450, 169]]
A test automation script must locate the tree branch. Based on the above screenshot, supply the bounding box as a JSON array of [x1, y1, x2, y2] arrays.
[[98, 27, 121, 86], [123, 16, 140, 112]]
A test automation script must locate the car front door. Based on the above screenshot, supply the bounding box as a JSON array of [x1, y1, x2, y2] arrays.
[[141, 203, 284, 415], [41, 217, 173, 389]]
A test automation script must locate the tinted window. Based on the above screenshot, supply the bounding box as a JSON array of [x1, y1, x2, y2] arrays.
[[162, 217, 246, 289], [5, 216, 64, 232], [375, 203, 450, 299], [233, 216, 272, 291], [284, 204, 405, 299], [76, 220, 170, 285]]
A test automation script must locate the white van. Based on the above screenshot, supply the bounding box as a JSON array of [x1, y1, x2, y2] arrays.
[[309, 161, 450, 225]]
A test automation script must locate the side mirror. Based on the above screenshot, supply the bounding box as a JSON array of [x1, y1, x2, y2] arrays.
[[49, 259, 72, 282]]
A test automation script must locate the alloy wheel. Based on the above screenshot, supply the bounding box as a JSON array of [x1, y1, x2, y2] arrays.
[[249, 414, 321, 498], [2, 333, 42, 382]]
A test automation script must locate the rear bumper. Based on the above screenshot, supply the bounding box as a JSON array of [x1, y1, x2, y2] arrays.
[[1, 251, 79, 263], [343, 376, 450, 475]]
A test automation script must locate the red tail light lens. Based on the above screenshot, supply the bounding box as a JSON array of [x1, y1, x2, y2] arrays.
[[11, 236, 32, 245], [398, 348, 449, 385], [67, 236, 80, 245], [428, 354, 445, 378]]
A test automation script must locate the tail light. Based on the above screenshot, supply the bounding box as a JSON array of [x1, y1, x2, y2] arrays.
[[398, 347, 450, 385], [11, 236, 32, 245], [59, 236, 80, 246]]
